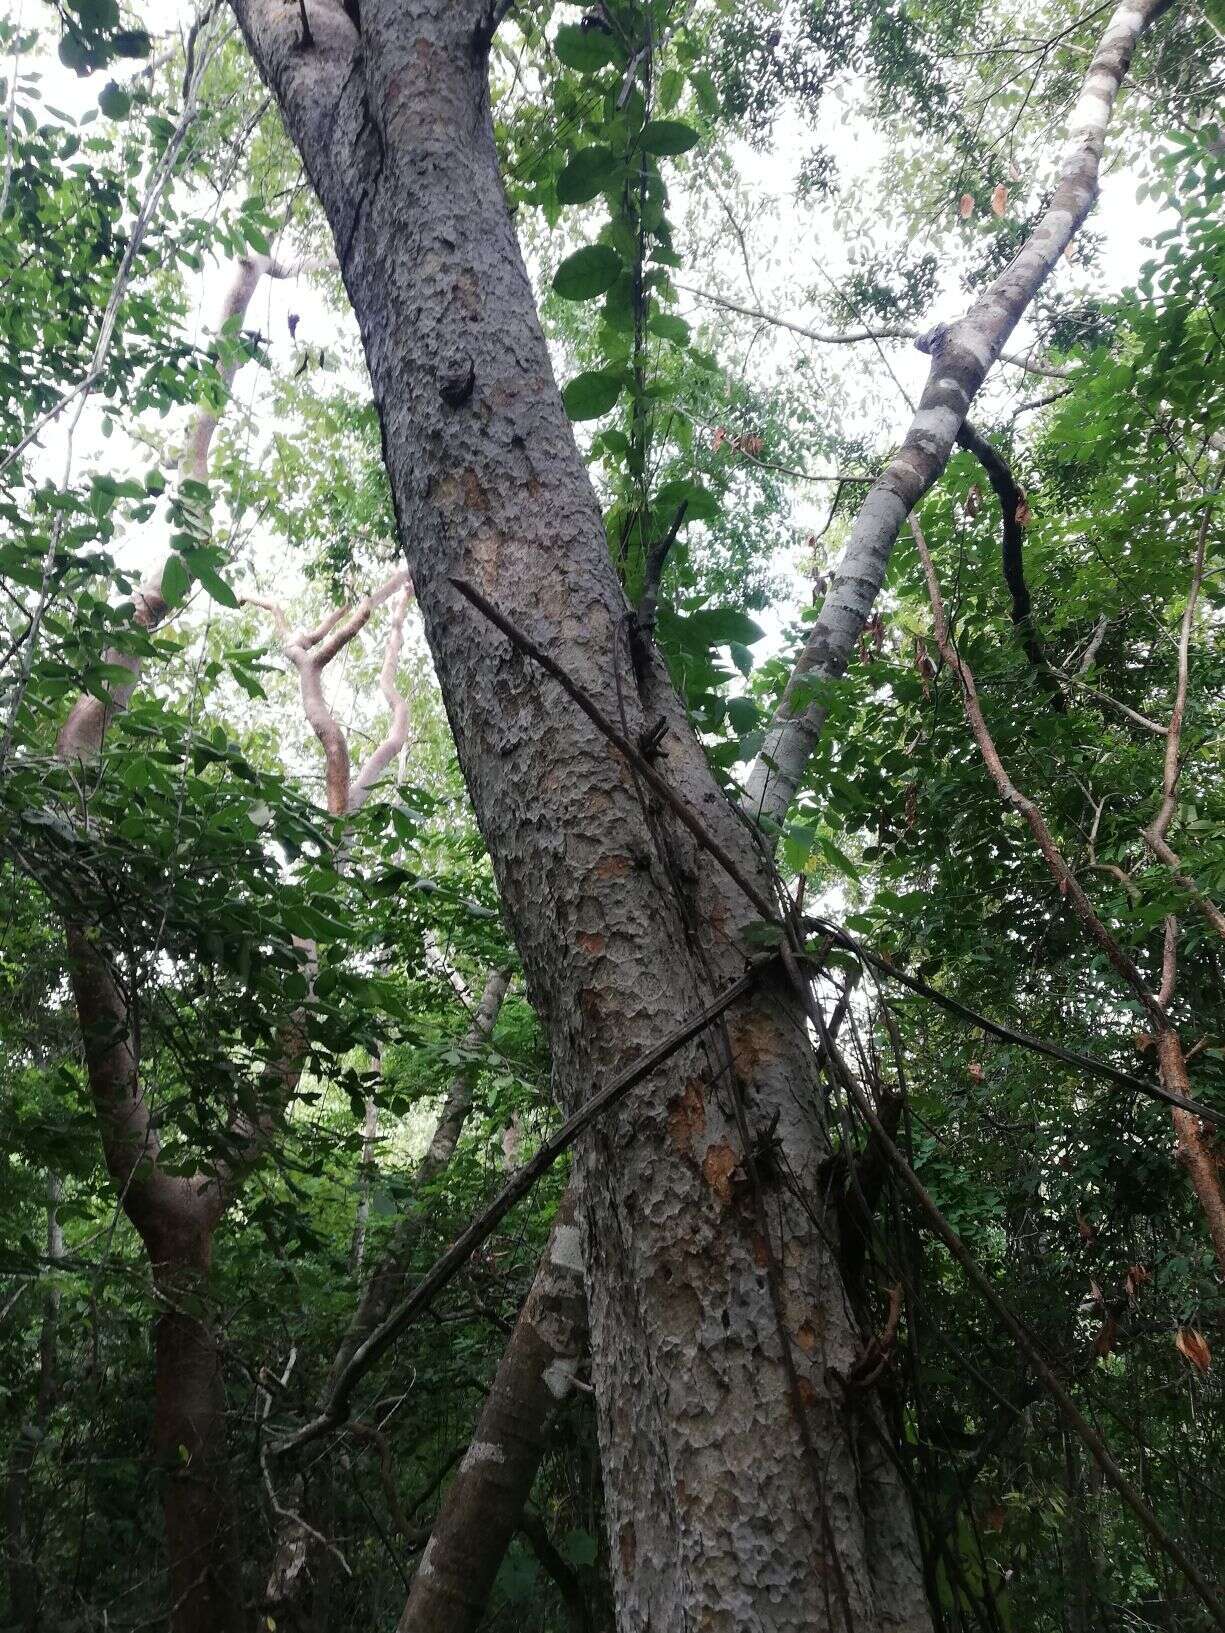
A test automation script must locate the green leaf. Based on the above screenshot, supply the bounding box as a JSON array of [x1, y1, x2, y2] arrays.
[[639, 120, 700, 157], [563, 370, 624, 421], [556, 145, 619, 205], [553, 244, 623, 301], [113, 28, 152, 57], [190, 561, 240, 609], [561, 1528, 599, 1568], [648, 312, 690, 347], [670, 605, 765, 648], [554, 22, 619, 73], [70, 0, 120, 27], [655, 478, 719, 524], [690, 68, 719, 117], [160, 554, 192, 609], [98, 81, 130, 120], [727, 697, 759, 733], [658, 68, 684, 112]]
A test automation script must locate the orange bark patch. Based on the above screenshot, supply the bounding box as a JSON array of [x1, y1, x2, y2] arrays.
[[668, 1079, 706, 1152], [728, 1008, 776, 1078], [702, 1141, 738, 1205], [794, 1321, 819, 1354], [595, 854, 632, 881]]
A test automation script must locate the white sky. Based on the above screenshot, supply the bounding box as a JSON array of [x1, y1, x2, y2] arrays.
[[13, 2, 1170, 669]]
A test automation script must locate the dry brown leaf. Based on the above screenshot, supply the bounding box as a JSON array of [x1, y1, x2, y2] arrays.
[[1093, 1311, 1119, 1359], [1125, 1263, 1150, 1299], [991, 183, 1008, 217], [1175, 1328, 1211, 1373], [958, 192, 974, 219]]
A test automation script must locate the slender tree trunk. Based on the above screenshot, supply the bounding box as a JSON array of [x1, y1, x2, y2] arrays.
[[350, 1087, 380, 1275], [743, 0, 1172, 829], [399, 1186, 586, 1633], [265, 966, 511, 1621], [64, 927, 247, 1633], [231, 5, 931, 1625], [4, 1175, 63, 1632], [52, 254, 309, 1633], [328, 965, 511, 1389]]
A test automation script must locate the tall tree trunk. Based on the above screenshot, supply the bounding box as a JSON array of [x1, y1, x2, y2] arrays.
[[4, 1174, 63, 1632], [231, 5, 931, 1626], [53, 253, 312, 1633], [399, 1186, 586, 1633], [64, 928, 247, 1633], [147, 1222, 244, 1633]]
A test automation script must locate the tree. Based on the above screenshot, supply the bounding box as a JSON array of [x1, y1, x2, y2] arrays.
[[3, 0, 1222, 1629]]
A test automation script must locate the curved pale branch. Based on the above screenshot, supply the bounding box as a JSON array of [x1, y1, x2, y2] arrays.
[[742, 0, 1173, 831]]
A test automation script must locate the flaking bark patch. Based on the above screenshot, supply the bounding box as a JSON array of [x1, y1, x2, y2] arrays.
[[702, 1140, 739, 1205], [668, 1079, 706, 1152]]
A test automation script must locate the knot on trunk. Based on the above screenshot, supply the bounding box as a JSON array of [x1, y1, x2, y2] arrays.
[[438, 350, 476, 407]]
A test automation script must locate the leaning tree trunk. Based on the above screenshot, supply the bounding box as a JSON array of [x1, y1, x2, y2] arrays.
[[230, 5, 931, 1627], [399, 1186, 587, 1633]]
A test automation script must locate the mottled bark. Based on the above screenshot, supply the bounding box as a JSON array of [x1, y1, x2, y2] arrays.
[[4, 1175, 63, 1632], [398, 1187, 586, 1633], [229, 3, 931, 1625], [744, 0, 1171, 829], [1161, 1032, 1225, 1276], [147, 1226, 244, 1633]]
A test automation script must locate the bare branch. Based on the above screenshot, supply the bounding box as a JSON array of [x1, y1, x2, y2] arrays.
[[676, 282, 1072, 379], [1140, 484, 1225, 940]]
